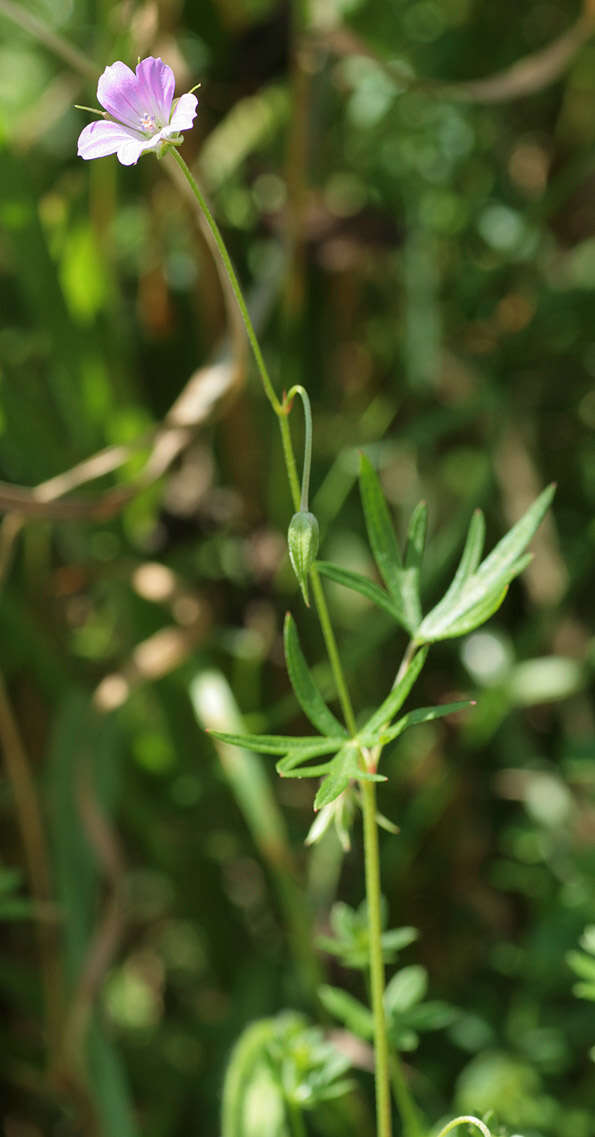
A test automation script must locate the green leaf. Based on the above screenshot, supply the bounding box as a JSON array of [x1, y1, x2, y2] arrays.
[[416, 486, 554, 643], [380, 926, 419, 953], [360, 645, 428, 740], [567, 950, 595, 983], [384, 965, 428, 1015], [221, 1017, 285, 1137], [373, 700, 474, 746], [405, 501, 428, 569], [284, 613, 348, 738], [320, 462, 428, 634], [440, 508, 486, 610], [434, 584, 510, 640], [318, 985, 374, 1040], [359, 453, 410, 630], [314, 743, 386, 811], [401, 501, 428, 630], [276, 755, 334, 778], [406, 1001, 459, 1031], [316, 561, 401, 620], [207, 730, 344, 758], [572, 981, 595, 1001]]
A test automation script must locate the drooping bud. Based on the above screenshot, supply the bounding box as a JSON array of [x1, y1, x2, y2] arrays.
[[288, 510, 319, 606]]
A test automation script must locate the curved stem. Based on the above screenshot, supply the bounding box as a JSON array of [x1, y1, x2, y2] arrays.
[[170, 149, 281, 414], [286, 385, 313, 511], [435, 1119, 492, 1137]]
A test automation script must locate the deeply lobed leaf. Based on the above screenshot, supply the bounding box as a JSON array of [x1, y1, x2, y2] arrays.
[[416, 485, 554, 643]]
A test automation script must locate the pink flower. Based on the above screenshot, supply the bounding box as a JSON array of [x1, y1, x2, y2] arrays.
[[77, 56, 197, 166]]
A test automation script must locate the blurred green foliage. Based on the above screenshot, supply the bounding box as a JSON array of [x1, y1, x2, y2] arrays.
[[0, 1, 594, 1135]]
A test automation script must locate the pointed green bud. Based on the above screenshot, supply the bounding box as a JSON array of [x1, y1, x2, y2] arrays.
[[288, 510, 319, 605]]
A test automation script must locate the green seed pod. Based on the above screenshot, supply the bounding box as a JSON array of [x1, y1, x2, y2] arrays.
[[288, 511, 319, 606]]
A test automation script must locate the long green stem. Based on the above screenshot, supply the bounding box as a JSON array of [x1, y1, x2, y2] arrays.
[[171, 141, 394, 1137], [170, 149, 282, 414], [310, 568, 357, 735], [361, 780, 392, 1137]]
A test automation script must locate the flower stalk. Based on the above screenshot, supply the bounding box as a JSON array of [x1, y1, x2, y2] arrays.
[[168, 140, 403, 1137], [362, 779, 393, 1137], [170, 149, 282, 416]]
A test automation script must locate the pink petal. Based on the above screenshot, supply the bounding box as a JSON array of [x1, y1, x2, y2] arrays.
[[116, 137, 151, 166], [77, 119, 143, 160], [168, 92, 198, 133], [135, 57, 175, 125], [97, 61, 145, 130]]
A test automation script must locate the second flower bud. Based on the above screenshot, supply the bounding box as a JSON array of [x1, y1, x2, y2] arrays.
[[288, 511, 319, 606]]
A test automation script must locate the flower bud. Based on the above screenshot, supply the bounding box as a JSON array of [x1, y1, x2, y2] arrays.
[[288, 510, 319, 606]]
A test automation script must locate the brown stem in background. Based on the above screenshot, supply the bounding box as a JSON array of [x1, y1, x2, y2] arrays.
[[315, 4, 595, 105], [62, 755, 126, 1075], [0, 673, 63, 1066], [0, 351, 242, 523]]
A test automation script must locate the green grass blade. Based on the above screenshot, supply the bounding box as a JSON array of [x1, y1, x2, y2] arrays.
[[192, 671, 322, 1000]]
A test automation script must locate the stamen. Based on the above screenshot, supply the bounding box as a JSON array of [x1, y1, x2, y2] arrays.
[[140, 112, 156, 132]]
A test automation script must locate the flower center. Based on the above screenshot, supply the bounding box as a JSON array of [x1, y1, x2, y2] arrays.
[[140, 112, 156, 132]]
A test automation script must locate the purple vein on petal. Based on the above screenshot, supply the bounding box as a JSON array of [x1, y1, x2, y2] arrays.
[[77, 119, 143, 160], [97, 61, 146, 130], [135, 57, 175, 125]]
